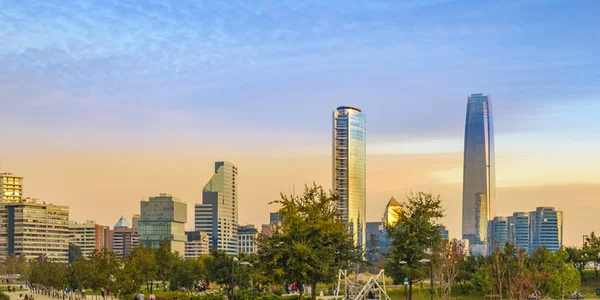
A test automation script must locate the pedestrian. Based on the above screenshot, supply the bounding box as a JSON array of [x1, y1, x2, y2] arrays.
[[138, 291, 145, 300], [149, 293, 155, 300], [24, 295, 29, 300], [101, 289, 105, 299], [133, 292, 138, 300], [18, 294, 23, 300]]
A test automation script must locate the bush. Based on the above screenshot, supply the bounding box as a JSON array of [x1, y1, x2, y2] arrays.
[[0, 292, 9, 300]]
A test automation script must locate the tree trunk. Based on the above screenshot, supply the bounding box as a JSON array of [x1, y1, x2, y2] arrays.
[[299, 285, 303, 300], [409, 282, 413, 300], [311, 282, 317, 300], [458, 281, 466, 293]]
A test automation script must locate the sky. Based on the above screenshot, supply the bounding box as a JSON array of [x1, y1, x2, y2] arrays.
[[1, 0, 600, 246]]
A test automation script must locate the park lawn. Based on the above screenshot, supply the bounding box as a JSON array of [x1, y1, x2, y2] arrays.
[[580, 270, 600, 298]]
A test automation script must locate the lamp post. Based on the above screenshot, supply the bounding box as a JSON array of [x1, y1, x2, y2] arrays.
[[232, 257, 239, 300], [419, 259, 433, 300], [240, 262, 253, 299], [399, 261, 408, 300]]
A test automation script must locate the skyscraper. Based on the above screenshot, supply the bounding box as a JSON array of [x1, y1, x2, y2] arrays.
[[382, 197, 400, 227], [0, 173, 23, 203], [111, 216, 140, 258], [529, 207, 563, 252], [487, 216, 508, 255], [333, 106, 366, 250], [195, 162, 239, 255], [138, 193, 187, 255], [462, 93, 495, 249], [507, 212, 530, 252]]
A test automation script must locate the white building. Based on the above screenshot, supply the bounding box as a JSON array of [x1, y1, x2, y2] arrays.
[[184, 231, 209, 259], [69, 220, 97, 258], [238, 224, 258, 254]]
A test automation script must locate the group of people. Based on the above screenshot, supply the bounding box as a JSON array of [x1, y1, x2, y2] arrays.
[[133, 292, 156, 300], [17, 294, 35, 300]]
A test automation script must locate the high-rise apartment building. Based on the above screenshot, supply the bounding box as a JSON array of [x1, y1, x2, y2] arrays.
[[139, 193, 187, 255], [529, 207, 563, 252], [112, 216, 139, 258], [333, 106, 366, 250], [238, 225, 258, 254], [0, 173, 23, 203], [487, 216, 508, 255], [507, 212, 530, 252], [69, 220, 97, 258], [382, 197, 400, 227], [195, 162, 239, 255], [131, 214, 140, 230], [95, 224, 112, 251], [1, 198, 69, 263], [462, 94, 495, 249], [184, 231, 209, 259]]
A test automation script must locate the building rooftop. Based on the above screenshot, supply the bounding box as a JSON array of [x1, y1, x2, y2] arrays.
[[336, 106, 362, 112], [114, 216, 131, 229]]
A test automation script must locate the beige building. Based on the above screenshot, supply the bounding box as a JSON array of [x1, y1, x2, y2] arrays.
[[1, 198, 69, 263], [0, 173, 23, 203], [69, 220, 97, 258], [184, 231, 209, 259]]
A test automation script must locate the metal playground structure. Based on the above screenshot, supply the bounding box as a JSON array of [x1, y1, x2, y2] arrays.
[[334, 269, 391, 300]]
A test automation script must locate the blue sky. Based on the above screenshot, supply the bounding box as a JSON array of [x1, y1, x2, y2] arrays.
[[2, 0, 599, 143], [1, 0, 600, 243]]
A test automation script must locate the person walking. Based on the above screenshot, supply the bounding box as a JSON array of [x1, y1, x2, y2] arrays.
[[138, 292, 144, 300], [149, 293, 155, 300]]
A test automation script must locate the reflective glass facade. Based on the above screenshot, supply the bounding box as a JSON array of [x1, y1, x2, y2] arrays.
[[487, 216, 507, 255], [139, 193, 187, 255], [333, 106, 366, 250], [462, 94, 495, 246], [507, 212, 530, 252], [529, 207, 563, 252]]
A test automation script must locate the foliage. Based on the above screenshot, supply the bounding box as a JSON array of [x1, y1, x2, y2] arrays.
[[257, 184, 360, 300], [385, 192, 444, 299], [433, 238, 465, 300], [68, 243, 83, 264]]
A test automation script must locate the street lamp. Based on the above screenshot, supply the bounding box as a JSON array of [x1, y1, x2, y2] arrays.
[[399, 261, 408, 300], [419, 259, 433, 300], [240, 262, 253, 300], [232, 257, 239, 300]]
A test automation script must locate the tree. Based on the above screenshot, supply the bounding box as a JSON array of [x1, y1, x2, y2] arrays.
[[88, 249, 121, 292], [584, 232, 600, 278], [69, 243, 83, 263], [123, 244, 158, 294], [547, 250, 581, 299], [433, 239, 465, 300], [565, 246, 587, 281], [257, 184, 360, 300], [205, 249, 236, 297], [385, 192, 444, 300], [155, 239, 178, 291]]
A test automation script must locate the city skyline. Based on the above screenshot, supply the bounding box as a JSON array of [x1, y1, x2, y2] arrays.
[[1, 1, 600, 247]]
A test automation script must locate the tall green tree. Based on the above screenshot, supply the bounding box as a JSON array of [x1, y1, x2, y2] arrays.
[[385, 192, 444, 300], [584, 232, 600, 278], [565, 246, 588, 281], [155, 239, 178, 291], [257, 184, 360, 300]]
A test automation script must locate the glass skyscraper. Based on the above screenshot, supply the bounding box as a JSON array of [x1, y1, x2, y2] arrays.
[[529, 207, 563, 252], [138, 193, 187, 255], [462, 93, 495, 249], [487, 216, 508, 255], [507, 212, 530, 252], [195, 161, 239, 255], [333, 106, 366, 250]]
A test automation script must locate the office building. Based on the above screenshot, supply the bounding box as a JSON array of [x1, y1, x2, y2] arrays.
[[95, 224, 112, 251], [440, 226, 450, 240], [462, 93, 495, 247], [0, 173, 23, 203], [507, 212, 530, 252], [262, 212, 282, 237], [238, 225, 258, 254], [139, 193, 187, 255], [112, 216, 139, 258], [195, 162, 239, 255], [333, 106, 366, 250], [2, 198, 69, 263], [365, 222, 389, 263], [487, 217, 508, 255], [69, 220, 97, 258], [382, 197, 401, 227], [270, 212, 281, 224], [529, 207, 563, 252], [184, 231, 209, 259], [132, 214, 140, 230]]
